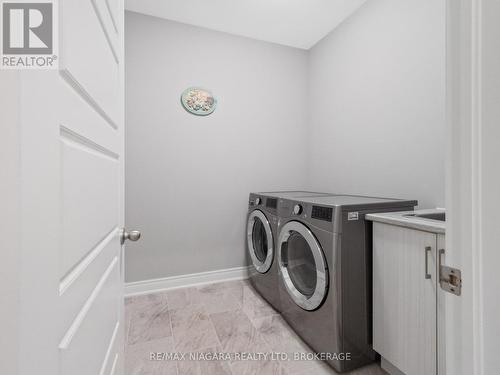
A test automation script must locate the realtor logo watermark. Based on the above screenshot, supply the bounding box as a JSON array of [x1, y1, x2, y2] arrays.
[[1, 0, 58, 69]]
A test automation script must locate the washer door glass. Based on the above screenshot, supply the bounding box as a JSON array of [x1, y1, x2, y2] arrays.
[[247, 210, 274, 273], [278, 221, 328, 311]]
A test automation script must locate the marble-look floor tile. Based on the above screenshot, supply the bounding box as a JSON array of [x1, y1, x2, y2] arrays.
[[222, 279, 250, 296], [128, 306, 172, 346], [126, 293, 169, 341], [197, 282, 242, 314], [285, 358, 387, 375], [125, 305, 133, 339], [230, 358, 281, 375], [288, 358, 340, 375], [176, 347, 232, 375], [252, 314, 310, 355], [126, 293, 168, 313], [124, 280, 387, 375], [252, 313, 337, 375], [224, 280, 254, 304], [211, 310, 269, 354], [240, 285, 278, 322], [126, 337, 177, 375], [170, 304, 220, 352], [165, 287, 203, 311]]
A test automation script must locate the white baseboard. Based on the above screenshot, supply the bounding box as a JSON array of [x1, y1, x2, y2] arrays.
[[125, 266, 250, 297]]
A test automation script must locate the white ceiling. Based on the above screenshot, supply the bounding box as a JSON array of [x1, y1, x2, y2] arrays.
[[125, 0, 367, 50]]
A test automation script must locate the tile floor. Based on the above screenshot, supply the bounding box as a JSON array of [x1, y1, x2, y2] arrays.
[[125, 279, 386, 375]]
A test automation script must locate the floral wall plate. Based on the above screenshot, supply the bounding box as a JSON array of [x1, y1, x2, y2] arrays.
[[180, 87, 217, 116]]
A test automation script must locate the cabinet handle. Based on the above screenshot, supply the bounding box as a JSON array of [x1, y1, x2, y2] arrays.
[[425, 246, 432, 279]]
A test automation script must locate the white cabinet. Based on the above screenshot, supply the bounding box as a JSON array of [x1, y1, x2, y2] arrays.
[[373, 222, 443, 375]]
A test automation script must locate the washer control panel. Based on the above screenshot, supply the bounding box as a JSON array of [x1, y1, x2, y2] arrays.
[[266, 198, 277, 209]]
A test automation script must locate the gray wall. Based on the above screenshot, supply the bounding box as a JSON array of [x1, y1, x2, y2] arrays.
[[125, 0, 446, 283], [125, 12, 309, 282], [308, 0, 446, 208]]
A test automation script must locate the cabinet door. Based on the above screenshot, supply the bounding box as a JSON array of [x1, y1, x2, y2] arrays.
[[373, 223, 437, 375]]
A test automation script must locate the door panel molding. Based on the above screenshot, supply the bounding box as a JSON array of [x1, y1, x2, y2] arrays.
[[99, 321, 121, 375], [60, 0, 120, 127], [109, 354, 120, 375], [60, 126, 119, 161], [59, 79, 120, 154], [60, 228, 118, 295], [105, 0, 119, 33], [60, 138, 119, 277], [59, 258, 121, 375], [60, 234, 120, 340], [59, 256, 119, 351], [90, 0, 120, 63], [60, 70, 118, 130]]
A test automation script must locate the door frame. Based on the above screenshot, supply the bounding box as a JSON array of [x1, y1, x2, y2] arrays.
[[445, 0, 498, 373]]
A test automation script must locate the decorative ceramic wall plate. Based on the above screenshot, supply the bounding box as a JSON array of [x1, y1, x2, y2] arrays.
[[180, 87, 217, 116]]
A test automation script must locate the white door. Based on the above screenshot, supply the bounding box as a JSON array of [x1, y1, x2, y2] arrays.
[[0, 1, 126, 374], [446, 0, 500, 374]]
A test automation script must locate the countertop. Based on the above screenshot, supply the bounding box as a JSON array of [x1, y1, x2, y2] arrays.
[[366, 209, 446, 234]]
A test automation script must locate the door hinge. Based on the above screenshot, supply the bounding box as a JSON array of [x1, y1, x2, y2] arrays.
[[439, 249, 462, 296]]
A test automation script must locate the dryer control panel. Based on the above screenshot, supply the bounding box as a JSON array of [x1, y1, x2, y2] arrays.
[[311, 206, 333, 222]]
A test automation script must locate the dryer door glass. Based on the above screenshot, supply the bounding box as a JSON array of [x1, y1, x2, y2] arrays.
[[247, 210, 274, 273], [286, 232, 317, 297], [278, 221, 328, 311], [252, 218, 268, 262]]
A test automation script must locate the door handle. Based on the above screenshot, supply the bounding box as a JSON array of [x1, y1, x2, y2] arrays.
[[120, 229, 141, 245], [424, 246, 432, 279]]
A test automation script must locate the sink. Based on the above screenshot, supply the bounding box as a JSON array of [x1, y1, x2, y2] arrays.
[[404, 212, 446, 222]]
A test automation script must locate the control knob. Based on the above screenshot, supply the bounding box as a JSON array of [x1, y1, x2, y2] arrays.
[[293, 204, 303, 215]]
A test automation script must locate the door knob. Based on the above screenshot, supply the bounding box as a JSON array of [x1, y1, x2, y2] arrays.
[[120, 229, 141, 245]]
